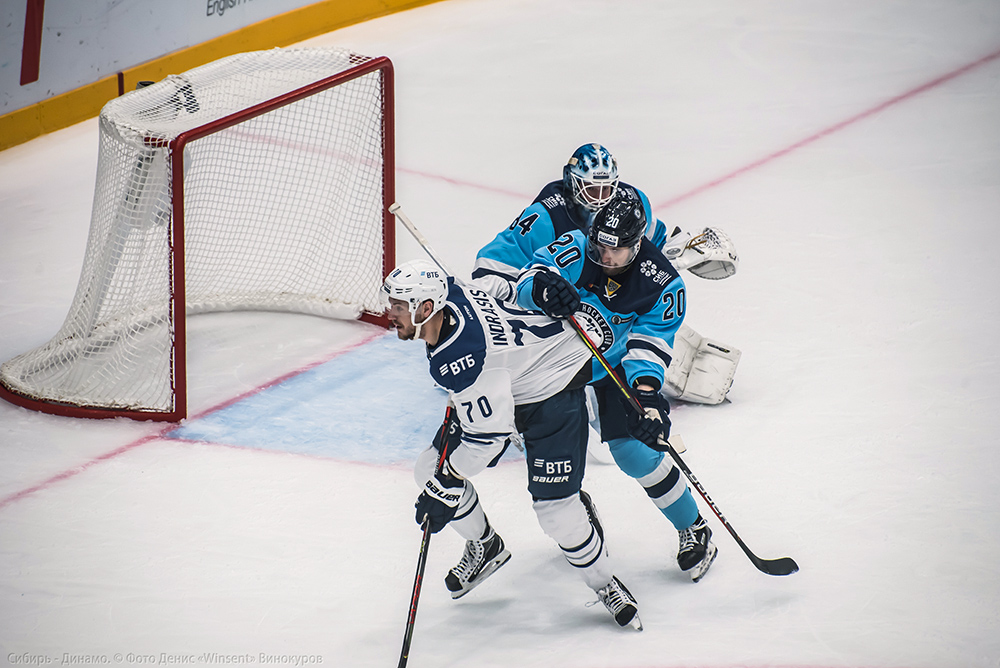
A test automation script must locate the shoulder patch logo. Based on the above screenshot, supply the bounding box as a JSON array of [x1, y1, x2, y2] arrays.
[[641, 259, 673, 285]]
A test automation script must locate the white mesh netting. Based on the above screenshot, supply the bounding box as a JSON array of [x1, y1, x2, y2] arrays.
[[1, 47, 391, 417]]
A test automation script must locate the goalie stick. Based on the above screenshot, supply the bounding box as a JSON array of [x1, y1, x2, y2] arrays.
[[397, 406, 455, 668], [389, 202, 797, 577], [567, 315, 799, 577]]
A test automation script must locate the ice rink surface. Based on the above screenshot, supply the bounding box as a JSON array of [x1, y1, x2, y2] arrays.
[[3, 1, 1000, 666]]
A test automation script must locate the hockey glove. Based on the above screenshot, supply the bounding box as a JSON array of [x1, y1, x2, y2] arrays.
[[531, 270, 580, 318], [624, 388, 672, 451], [415, 464, 466, 533]]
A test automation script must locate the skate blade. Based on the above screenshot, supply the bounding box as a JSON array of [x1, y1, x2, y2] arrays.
[[625, 613, 643, 631], [690, 542, 718, 583], [450, 550, 511, 599]]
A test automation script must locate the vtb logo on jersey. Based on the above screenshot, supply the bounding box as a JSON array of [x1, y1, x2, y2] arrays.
[[574, 303, 614, 353]]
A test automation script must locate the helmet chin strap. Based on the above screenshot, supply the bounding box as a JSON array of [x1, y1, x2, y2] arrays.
[[411, 301, 430, 340]]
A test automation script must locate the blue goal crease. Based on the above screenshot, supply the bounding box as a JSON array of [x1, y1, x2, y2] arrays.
[[164, 332, 469, 466]]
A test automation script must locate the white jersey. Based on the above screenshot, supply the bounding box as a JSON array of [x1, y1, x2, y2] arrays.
[[426, 278, 591, 478]]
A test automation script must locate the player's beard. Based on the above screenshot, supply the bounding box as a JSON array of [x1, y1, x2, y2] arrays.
[[394, 322, 416, 340]]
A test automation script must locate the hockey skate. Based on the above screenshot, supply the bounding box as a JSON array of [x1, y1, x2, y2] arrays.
[[595, 576, 642, 630], [677, 514, 718, 582], [445, 529, 511, 599]]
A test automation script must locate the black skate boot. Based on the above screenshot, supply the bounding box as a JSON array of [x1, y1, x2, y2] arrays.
[[677, 514, 717, 582], [595, 576, 642, 630], [445, 528, 511, 599]]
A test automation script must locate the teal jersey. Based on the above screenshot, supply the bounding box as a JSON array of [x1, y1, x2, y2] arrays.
[[515, 230, 684, 390], [473, 181, 668, 301]]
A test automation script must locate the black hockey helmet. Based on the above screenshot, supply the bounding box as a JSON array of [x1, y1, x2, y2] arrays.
[[586, 192, 645, 270]]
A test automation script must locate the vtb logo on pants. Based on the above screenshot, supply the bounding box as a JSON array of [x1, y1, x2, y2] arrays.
[[532, 458, 572, 484]]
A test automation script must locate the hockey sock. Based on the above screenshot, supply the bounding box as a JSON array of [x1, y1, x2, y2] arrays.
[[607, 437, 662, 478], [449, 483, 489, 541], [609, 437, 696, 529], [534, 495, 613, 590], [661, 487, 699, 531]]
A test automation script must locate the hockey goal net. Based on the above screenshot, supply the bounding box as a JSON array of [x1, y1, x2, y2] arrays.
[[0, 47, 395, 421]]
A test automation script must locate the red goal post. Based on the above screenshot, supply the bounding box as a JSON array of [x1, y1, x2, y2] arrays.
[[0, 48, 395, 421]]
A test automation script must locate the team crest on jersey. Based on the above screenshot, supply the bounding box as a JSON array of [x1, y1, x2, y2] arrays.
[[602, 277, 621, 300], [575, 303, 614, 353]]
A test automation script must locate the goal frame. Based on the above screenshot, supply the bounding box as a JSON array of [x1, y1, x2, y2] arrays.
[[0, 55, 395, 422]]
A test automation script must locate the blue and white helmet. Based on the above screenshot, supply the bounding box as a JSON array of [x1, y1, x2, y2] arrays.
[[382, 260, 448, 321], [563, 143, 619, 212]]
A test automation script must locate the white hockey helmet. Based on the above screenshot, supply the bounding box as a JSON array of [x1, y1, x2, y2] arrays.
[[563, 143, 620, 212], [382, 260, 448, 323]]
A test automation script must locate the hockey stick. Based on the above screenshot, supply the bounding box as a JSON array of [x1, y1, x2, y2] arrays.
[[391, 201, 460, 666], [567, 315, 799, 577], [389, 201, 796, 577], [389, 203, 455, 276], [397, 406, 455, 668]]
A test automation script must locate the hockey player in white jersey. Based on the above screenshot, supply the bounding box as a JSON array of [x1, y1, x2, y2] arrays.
[[472, 143, 741, 405], [515, 193, 719, 582], [383, 260, 642, 629]]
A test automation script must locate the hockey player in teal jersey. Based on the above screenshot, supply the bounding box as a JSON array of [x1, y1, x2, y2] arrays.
[[383, 260, 642, 629], [515, 193, 718, 582], [473, 142, 742, 406], [472, 143, 669, 302]]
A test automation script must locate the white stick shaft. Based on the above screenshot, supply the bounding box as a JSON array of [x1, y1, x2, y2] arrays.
[[389, 202, 454, 276]]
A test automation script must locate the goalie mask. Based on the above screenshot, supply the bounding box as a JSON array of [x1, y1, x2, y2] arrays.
[[563, 143, 619, 213], [383, 260, 448, 338], [586, 193, 645, 271]]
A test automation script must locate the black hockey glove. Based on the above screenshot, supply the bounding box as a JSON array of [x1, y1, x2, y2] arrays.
[[624, 387, 672, 451], [531, 270, 580, 318], [415, 464, 466, 533]]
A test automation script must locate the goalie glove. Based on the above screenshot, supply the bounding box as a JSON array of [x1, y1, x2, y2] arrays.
[[667, 227, 739, 280], [531, 269, 581, 318], [624, 387, 672, 452], [415, 462, 467, 533]]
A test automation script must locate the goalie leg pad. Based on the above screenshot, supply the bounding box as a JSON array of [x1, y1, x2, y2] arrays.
[[661, 325, 741, 405]]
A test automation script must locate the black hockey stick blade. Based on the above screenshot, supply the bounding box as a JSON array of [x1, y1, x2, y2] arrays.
[[752, 554, 799, 576], [691, 464, 800, 577]]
